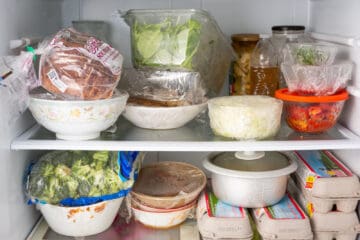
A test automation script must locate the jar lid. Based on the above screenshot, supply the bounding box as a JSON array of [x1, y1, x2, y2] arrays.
[[231, 34, 260, 42], [272, 25, 305, 32], [203, 151, 297, 179], [275, 88, 349, 103]]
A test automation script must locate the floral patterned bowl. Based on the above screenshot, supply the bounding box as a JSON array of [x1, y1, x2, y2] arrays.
[[29, 90, 128, 140]]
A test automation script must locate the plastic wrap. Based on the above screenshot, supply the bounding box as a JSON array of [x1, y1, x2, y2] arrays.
[[0, 52, 39, 126], [27, 151, 144, 206], [131, 161, 206, 209], [281, 62, 353, 95], [283, 43, 337, 66], [122, 9, 234, 97], [39, 28, 123, 100], [119, 68, 205, 106]]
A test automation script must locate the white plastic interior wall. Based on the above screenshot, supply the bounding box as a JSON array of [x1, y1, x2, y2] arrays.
[[1, 0, 360, 239]]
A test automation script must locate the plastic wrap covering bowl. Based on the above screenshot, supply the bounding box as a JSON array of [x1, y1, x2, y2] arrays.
[[208, 96, 283, 140], [119, 68, 205, 106], [283, 43, 337, 66], [122, 9, 234, 97], [131, 161, 206, 209], [281, 62, 352, 96], [29, 89, 128, 140], [38, 198, 123, 237], [131, 200, 196, 229], [203, 152, 297, 208], [123, 100, 207, 130], [275, 89, 348, 133]]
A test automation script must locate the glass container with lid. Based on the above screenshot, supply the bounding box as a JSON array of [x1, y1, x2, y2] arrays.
[[230, 34, 260, 95]]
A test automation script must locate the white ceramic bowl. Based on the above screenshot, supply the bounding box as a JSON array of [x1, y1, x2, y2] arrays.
[[29, 90, 128, 140], [37, 198, 123, 237], [131, 200, 196, 229], [123, 102, 207, 130], [203, 152, 297, 208]]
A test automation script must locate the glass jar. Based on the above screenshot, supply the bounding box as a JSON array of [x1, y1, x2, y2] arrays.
[[230, 34, 259, 95], [250, 36, 279, 96], [271, 26, 313, 88]]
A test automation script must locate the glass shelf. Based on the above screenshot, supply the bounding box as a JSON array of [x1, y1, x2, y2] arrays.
[[12, 116, 360, 152]]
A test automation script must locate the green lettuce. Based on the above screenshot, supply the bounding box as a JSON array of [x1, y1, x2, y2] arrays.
[[132, 18, 201, 69]]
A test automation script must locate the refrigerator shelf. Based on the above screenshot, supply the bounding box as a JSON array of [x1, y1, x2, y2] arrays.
[[11, 117, 360, 152], [27, 217, 199, 240]]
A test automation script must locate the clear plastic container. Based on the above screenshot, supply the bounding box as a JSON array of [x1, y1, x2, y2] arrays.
[[122, 9, 234, 97], [281, 62, 353, 96], [283, 43, 338, 66], [275, 89, 348, 133]]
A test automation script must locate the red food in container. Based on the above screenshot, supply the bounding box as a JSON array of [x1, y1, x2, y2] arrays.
[[275, 88, 348, 133]]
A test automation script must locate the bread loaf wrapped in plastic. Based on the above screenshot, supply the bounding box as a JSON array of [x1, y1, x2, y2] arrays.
[[39, 28, 123, 100]]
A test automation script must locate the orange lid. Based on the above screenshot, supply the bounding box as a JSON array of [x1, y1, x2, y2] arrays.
[[275, 89, 349, 103]]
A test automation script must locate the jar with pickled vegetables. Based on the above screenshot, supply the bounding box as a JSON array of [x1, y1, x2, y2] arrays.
[[230, 34, 259, 95]]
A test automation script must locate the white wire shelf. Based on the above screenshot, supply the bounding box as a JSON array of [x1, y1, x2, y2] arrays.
[[11, 116, 360, 152]]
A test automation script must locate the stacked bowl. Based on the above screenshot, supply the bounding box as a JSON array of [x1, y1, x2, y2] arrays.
[[276, 43, 352, 133], [119, 9, 233, 130], [130, 162, 206, 228]]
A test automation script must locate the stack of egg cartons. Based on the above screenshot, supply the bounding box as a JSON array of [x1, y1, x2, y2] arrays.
[[290, 150, 360, 240], [119, 9, 233, 130]]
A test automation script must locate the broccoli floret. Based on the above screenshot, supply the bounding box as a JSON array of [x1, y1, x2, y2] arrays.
[[54, 164, 71, 179]]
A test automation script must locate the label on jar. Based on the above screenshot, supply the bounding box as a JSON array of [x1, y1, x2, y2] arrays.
[[205, 191, 245, 218]]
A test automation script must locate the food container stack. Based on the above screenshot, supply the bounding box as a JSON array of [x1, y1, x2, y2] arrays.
[[275, 43, 352, 134], [129, 162, 206, 229], [29, 28, 128, 140], [120, 9, 234, 129], [289, 150, 360, 240]]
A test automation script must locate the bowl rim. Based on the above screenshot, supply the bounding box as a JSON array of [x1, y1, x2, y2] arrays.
[[36, 197, 124, 209], [131, 198, 197, 213], [275, 88, 348, 103], [203, 152, 297, 179], [125, 101, 208, 110], [131, 161, 207, 201], [208, 95, 283, 108], [30, 89, 129, 104]]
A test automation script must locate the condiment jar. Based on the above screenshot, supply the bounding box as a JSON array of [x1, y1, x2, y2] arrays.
[[250, 36, 279, 96], [230, 34, 259, 95]]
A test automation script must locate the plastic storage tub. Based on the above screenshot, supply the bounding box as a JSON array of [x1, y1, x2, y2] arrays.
[[197, 190, 253, 240], [122, 9, 234, 97], [275, 89, 348, 133], [251, 193, 313, 240]]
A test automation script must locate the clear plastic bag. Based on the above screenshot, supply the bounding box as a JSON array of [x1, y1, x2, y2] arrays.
[[38, 28, 123, 100], [0, 51, 39, 126], [119, 68, 206, 106], [281, 62, 353, 95], [26, 151, 144, 206]]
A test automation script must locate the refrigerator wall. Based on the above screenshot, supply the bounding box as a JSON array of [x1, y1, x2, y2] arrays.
[[1, 0, 360, 239]]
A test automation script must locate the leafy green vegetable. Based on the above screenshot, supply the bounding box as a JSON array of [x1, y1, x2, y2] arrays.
[[294, 46, 326, 65], [132, 18, 202, 69], [28, 151, 133, 205]]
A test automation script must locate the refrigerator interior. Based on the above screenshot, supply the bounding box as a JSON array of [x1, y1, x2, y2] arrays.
[[1, 0, 360, 239]]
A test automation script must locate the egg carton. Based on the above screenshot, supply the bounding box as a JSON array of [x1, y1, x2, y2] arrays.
[[288, 179, 360, 236], [196, 191, 253, 240], [314, 231, 359, 240], [290, 150, 360, 199], [251, 193, 313, 240], [294, 176, 359, 213]]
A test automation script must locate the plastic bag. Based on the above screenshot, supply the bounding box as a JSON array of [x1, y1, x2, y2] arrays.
[[119, 68, 206, 106], [38, 28, 123, 100], [281, 62, 353, 95], [0, 51, 39, 126], [26, 151, 144, 206]]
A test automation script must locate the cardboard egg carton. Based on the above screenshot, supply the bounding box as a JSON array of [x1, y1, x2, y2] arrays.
[[196, 190, 253, 240], [251, 193, 313, 240], [288, 179, 360, 240]]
